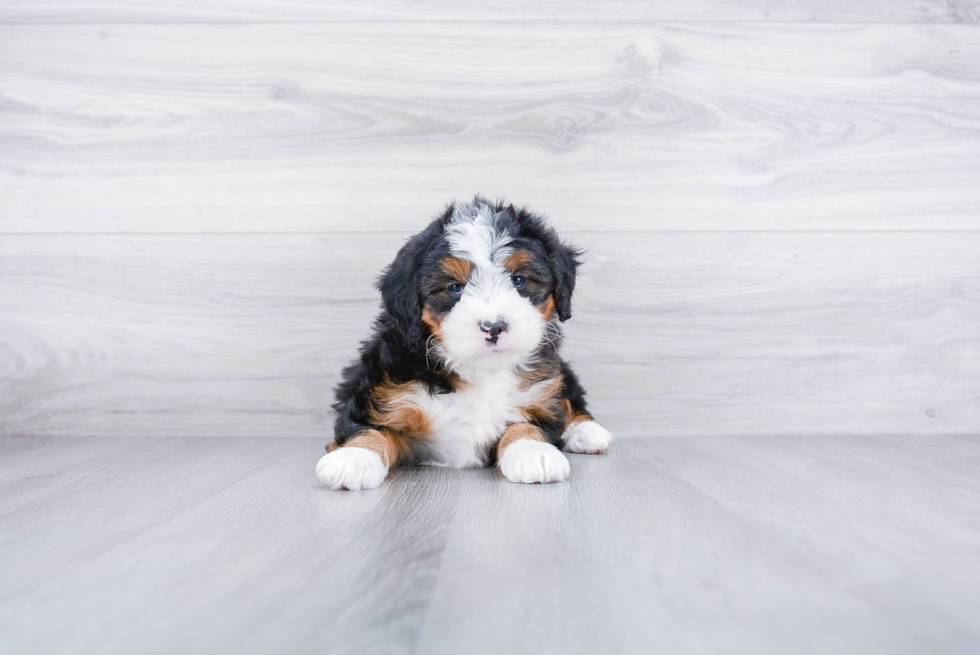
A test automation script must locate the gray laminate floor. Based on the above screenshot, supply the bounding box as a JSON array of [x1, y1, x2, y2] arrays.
[[2, 435, 979, 654]]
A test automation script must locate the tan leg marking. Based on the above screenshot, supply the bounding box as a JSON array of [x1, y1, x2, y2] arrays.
[[561, 398, 593, 428], [345, 429, 404, 468], [369, 381, 433, 441], [497, 423, 547, 461], [519, 376, 563, 423]]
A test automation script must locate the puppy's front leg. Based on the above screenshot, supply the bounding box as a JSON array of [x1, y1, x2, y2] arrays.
[[316, 429, 397, 490], [497, 424, 570, 484]]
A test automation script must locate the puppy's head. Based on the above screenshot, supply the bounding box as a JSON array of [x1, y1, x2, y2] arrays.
[[378, 197, 581, 372]]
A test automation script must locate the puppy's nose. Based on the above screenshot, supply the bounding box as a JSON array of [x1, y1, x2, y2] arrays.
[[479, 318, 508, 338]]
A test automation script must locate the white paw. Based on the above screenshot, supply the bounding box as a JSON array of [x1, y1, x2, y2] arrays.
[[499, 439, 570, 484], [563, 420, 613, 454], [315, 447, 388, 490]]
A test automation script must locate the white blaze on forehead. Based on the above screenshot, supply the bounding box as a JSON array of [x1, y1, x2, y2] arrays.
[[445, 202, 513, 267]]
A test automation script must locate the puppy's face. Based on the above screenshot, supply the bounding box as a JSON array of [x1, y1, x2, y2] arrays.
[[380, 199, 579, 375], [422, 228, 555, 371]]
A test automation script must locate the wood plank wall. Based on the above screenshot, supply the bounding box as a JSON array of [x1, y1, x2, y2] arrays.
[[2, 2, 979, 438]]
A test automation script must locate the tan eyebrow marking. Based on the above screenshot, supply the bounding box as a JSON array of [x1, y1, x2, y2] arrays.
[[440, 255, 474, 282], [504, 250, 533, 272]]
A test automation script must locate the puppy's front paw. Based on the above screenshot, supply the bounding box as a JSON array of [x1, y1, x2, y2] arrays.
[[563, 420, 613, 454], [316, 447, 387, 490], [499, 439, 570, 484]]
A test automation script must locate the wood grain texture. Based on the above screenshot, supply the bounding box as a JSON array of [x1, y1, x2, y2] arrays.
[[0, 437, 294, 599], [2, 436, 979, 654], [417, 435, 980, 654], [1, 0, 979, 23], [0, 437, 462, 654], [3, 22, 980, 232], [2, 231, 977, 439]]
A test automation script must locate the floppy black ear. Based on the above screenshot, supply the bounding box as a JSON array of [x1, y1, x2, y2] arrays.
[[547, 239, 582, 322], [377, 238, 425, 343]]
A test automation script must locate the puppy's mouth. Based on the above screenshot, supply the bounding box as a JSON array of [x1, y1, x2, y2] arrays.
[[485, 340, 503, 353], [483, 334, 509, 353]]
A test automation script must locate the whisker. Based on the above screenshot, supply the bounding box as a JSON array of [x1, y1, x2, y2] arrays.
[[425, 334, 435, 368], [540, 322, 560, 352], [425, 333, 443, 368]]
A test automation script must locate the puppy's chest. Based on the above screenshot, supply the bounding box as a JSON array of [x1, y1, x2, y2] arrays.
[[418, 372, 535, 468]]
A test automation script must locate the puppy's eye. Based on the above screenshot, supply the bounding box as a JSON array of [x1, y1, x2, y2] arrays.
[[448, 282, 464, 295], [511, 275, 527, 289]]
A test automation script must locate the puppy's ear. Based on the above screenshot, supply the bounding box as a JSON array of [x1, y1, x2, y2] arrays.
[[547, 239, 582, 322], [377, 238, 424, 343]]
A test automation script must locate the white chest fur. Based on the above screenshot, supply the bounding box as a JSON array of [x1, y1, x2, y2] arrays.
[[404, 368, 547, 468]]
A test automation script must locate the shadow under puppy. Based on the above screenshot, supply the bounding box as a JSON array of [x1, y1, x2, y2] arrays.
[[317, 197, 612, 490]]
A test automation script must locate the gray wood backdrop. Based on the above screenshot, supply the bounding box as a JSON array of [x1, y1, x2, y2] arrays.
[[2, 1, 979, 439]]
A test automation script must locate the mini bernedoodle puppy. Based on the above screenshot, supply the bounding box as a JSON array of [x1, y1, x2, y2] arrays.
[[316, 197, 612, 490]]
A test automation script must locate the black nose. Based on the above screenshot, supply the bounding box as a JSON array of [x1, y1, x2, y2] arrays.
[[479, 318, 508, 338]]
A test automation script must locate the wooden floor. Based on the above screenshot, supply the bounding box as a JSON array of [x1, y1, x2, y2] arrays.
[[2, 435, 979, 654]]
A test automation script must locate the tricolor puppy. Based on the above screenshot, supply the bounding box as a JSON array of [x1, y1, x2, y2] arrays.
[[316, 197, 612, 490]]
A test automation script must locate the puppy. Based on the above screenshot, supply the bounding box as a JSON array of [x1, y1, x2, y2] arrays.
[[316, 197, 612, 490]]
